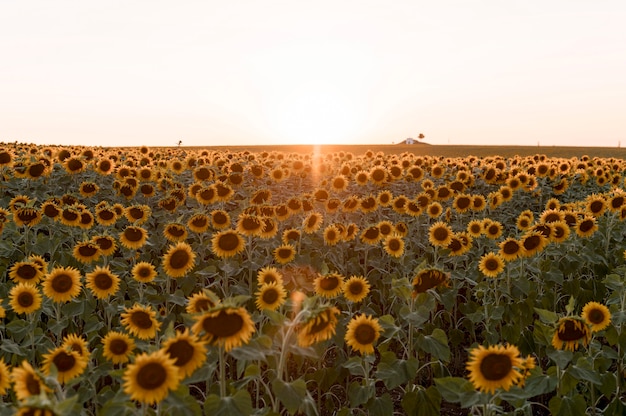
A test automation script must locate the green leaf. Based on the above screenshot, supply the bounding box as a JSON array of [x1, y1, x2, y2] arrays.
[[366, 393, 394, 416], [548, 394, 587, 416], [308, 366, 340, 391], [0, 338, 26, 356], [534, 308, 558, 324], [521, 371, 557, 398], [229, 335, 272, 361], [566, 356, 602, 385], [347, 381, 375, 407], [547, 348, 573, 368], [402, 386, 441, 416], [204, 390, 253, 416], [434, 377, 481, 407], [52, 394, 80, 416], [163, 385, 202, 414], [271, 378, 307, 415], [418, 328, 450, 362], [342, 356, 366, 377], [598, 372, 617, 397]]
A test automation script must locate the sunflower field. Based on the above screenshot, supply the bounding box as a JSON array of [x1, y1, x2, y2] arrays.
[[1, 143, 626, 415]]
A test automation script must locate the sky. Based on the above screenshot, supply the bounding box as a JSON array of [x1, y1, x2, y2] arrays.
[[1, 1, 625, 148]]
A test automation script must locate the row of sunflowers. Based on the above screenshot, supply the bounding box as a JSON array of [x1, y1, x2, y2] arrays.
[[0, 143, 625, 415]]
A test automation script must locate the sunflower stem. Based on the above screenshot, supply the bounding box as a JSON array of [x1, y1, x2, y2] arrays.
[[219, 345, 227, 398]]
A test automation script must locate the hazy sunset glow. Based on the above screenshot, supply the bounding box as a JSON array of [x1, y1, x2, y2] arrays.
[[1, 1, 624, 147]]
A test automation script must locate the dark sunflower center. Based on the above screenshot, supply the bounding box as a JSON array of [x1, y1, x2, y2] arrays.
[[167, 226, 185, 237], [53, 351, 76, 372], [202, 310, 244, 338], [354, 324, 377, 345], [166, 340, 194, 367], [457, 197, 470, 209], [277, 248, 293, 259], [125, 228, 144, 242], [137, 266, 152, 278], [579, 220, 594, 232], [194, 298, 213, 312], [308, 316, 333, 335], [479, 353, 512, 381], [17, 264, 38, 280], [192, 217, 207, 227], [136, 362, 167, 390], [67, 159, 83, 171], [485, 258, 500, 271], [261, 288, 279, 304], [590, 201, 604, 213], [363, 228, 379, 240], [371, 169, 385, 181], [18, 291, 34, 307], [109, 339, 129, 355], [169, 250, 190, 269], [242, 217, 261, 231], [94, 273, 113, 290], [523, 235, 541, 250], [319, 277, 340, 291], [213, 212, 228, 225], [131, 311, 154, 329], [218, 233, 239, 251], [26, 373, 41, 395], [129, 207, 144, 220], [51, 274, 73, 293], [95, 237, 113, 251], [433, 227, 449, 242], [587, 308, 606, 325], [559, 320, 586, 341], [79, 245, 99, 257], [387, 239, 401, 251], [307, 216, 318, 228], [98, 210, 115, 220], [502, 241, 520, 255], [348, 282, 364, 295]]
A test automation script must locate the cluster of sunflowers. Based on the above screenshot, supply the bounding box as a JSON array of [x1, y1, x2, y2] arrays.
[[0, 143, 625, 414]]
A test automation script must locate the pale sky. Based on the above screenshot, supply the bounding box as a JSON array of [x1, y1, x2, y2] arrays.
[[1, 1, 625, 148]]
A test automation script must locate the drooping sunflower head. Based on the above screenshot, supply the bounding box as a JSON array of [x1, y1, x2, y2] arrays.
[[575, 215, 598, 238], [211, 230, 245, 259], [314, 273, 345, 298], [119, 226, 149, 250], [72, 241, 102, 264], [191, 306, 256, 352], [519, 231, 547, 257], [551, 316, 592, 352], [342, 275, 371, 303], [581, 301, 611, 332], [160, 329, 208, 379], [412, 268, 450, 296], [345, 314, 382, 355], [122, 349, 181, 405], [11, 361, 51, 401], [162, 242, 196, 278], [273, 244, 296, 265], [13, 207, 42, 227], [466, 344, 523, 394], [186, 290, 220, 314], [62, 333, 90, 358], [297, 305, 341, 347], [498, 238, 525, 261], [255, 282, 288, 311]]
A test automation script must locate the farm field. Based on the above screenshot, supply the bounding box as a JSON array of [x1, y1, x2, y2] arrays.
[[1, 142, 626, 415]]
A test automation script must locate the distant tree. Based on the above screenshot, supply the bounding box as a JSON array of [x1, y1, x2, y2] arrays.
[[177, 140, 182, 147], [418, 133, 425, 140]]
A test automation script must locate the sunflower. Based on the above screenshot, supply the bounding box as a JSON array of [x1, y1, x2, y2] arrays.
[[119, 226, 149, 250], [191, 306, 256, 351], [467, 219, 484, 237], [394, 222, 408, 238], [345, 314, 382, 355], [323, 225, 342, 246], [360, 225, 382, 245], [13, 207, 42, 227], [160, 329, 208, 379], [102, 331, 136, 364], [79, 181, 99, 197], [121, 304, 162, 340], [186, 290, 220, 314], [466, 344, 523, 394], [62, 333, 89, 358], [11, 361, 50, 401], [41, 200, 61, 220], [161, 242, 196, 278], [471, 195, 487, 211], [297, 306, 340, 347], [452, 194, 472, 213], [391, 195, 408, 214], [608, 194, 626, 213], [342, 275, 371, 303], [519, 231, 547, 257], [412, 268, 450, 296], [9, 261, 44, 285], [376, 190, 393, 206], [85, 266, 120, 299], [257, 266, 284, 286], [9, 283, 42, 314], [187, 213, 210, 233], [72, 241, 101, 264], [273, 244, 296, 265], [552, 316, 592, 351], [585, 194, 607, 217], [236, 214, 264, 237], [131, 261, 158, 283], [540, 209, 564, 224], [42, 266, 82, 303], [259, 217, 278, 239], [314, 273, 344, 298], [255, 282, 288, 311], [383, 234, 405, 258], [210, 229, 245, 259], [124, 204, 151, 225], [428, 221, 453, 248], [581, 301, 611, 332], [479, 252, 505, 278], [498, 238, 524, 261], [123, 349, 181, 405], [91, 235, 117, 256], [369, 167, 387, 185], [302, 212, 324, 234], [95, 205, 118, 226], [41, 346, 88, 384], [550, 221, 571, 243], [483, 221, 503, 240], [0, 360, 9, 395], [574, 215, 598, 238], [359, 195, 378, 213]]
